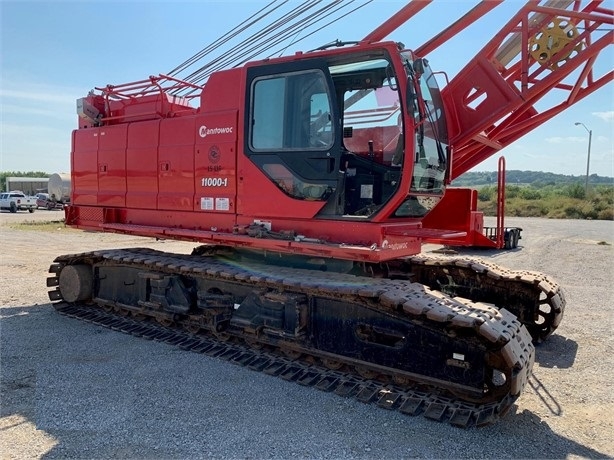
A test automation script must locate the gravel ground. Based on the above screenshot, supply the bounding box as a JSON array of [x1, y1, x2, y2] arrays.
[[1, 210, 613, 459]]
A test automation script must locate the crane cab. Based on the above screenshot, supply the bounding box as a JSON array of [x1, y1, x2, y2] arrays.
[[238, 42, 450, 224]]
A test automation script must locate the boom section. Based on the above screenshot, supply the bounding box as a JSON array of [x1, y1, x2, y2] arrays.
[[436, 0, 613, 179]]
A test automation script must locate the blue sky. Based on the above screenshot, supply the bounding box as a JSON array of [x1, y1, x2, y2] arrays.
[[1, 0, 612, 176]]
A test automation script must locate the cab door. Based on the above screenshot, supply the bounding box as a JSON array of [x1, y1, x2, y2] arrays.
[[239, 59, 341, 217]]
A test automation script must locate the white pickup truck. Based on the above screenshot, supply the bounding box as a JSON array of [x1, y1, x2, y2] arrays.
[[0, 191, 37, 213]]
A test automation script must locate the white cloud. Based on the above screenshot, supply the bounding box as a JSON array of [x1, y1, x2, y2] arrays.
[[592, 111, 614, 122], [545, 136, 585, 144]]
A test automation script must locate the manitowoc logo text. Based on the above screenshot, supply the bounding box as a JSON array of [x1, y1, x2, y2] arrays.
[[199, 126, 233, 138]]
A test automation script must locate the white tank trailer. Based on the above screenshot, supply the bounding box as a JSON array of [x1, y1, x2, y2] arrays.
[[48, 173, 71, 203]]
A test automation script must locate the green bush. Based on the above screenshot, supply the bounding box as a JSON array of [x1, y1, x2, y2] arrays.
[[477, 185, 496, 201], [505, 198, 547, 217], [563, 205, 584, 219], [506, 185, 521, 199], [475, 183, 613, 220], [598, 208, 614, 220], [519, 187, 542, 200], [564, 183, 586, 199]]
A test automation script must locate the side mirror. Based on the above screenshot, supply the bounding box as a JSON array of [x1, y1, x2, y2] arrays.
[[413, 58, 428, 75]]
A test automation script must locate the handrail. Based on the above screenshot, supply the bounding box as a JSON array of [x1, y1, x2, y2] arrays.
[[95, 74, 203, 101]]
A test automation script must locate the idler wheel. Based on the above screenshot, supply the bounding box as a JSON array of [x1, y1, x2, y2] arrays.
[[281, 348, 302, 360], [355, 366, 379, 379], [156, 317, 174, 328], [214, 331, 231, 342], [322, 359, 343, 370], [58, 265, 93, 303], [184, 322, 201, 334], [392, 374, 412, 386]]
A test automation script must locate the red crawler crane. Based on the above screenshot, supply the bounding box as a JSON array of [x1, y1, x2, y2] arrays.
[[49, 1, 612, 426]]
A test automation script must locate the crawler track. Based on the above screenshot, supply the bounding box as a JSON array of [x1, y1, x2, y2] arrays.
[[404, 254, 565, 343], [48, 248, 535, 427], [54, 301, 519, 428]]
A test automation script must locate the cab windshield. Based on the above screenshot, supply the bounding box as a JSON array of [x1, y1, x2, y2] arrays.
[[393, 52, 449, 217]]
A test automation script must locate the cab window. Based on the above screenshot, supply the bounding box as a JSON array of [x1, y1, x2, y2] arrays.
[[251, 70, 333, 151]]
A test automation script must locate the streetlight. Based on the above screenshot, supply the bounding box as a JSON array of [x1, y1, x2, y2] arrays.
[[574, 122, 592, 196]]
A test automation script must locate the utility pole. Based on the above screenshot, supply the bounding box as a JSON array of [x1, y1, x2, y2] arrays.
[[574, 122, 592, 196]]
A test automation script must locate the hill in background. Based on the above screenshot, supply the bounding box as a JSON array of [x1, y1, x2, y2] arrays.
[[452, 170, 613, 187]]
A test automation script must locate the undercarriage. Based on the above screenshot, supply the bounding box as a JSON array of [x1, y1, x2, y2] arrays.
[[48, 247, 535, 427]]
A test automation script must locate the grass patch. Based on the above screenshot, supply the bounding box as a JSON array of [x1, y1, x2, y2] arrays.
[[8, 220, 74, 232]]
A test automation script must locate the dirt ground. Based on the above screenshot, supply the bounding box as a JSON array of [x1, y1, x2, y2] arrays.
[[1, 209, 613, 459]]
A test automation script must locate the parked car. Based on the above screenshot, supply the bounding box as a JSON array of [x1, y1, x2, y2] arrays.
[[35, 193, 49, 208], [0, 191, 36, 213], [35, 192, 63, 210]]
